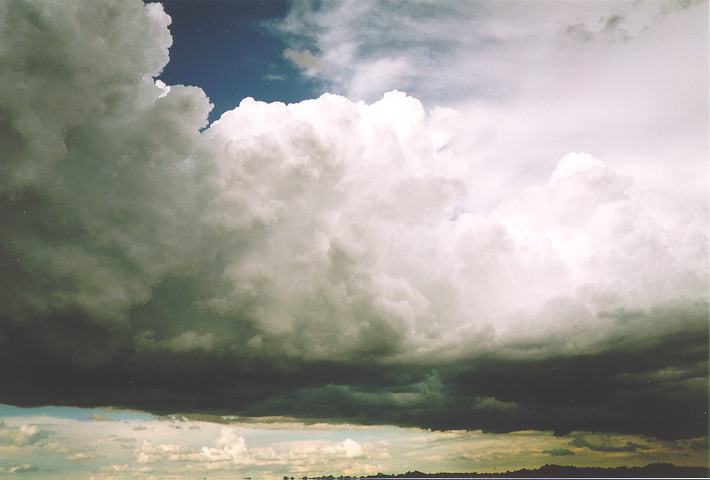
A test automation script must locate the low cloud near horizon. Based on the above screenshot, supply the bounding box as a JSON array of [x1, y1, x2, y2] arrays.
[[0, 0, 707, 464], [0, 410, 706, 478]]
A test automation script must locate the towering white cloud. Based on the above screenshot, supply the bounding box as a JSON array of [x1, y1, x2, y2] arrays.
[[197, 92, 706, 359]]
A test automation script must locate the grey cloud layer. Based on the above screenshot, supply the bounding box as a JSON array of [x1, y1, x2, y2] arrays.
[[0, 0, 707, 441]]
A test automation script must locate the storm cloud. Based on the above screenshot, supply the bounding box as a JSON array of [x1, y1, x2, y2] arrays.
[[0, 0, 707, 443]]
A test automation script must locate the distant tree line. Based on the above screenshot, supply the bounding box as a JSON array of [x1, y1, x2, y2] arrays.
[[295, 462, 707, 479]]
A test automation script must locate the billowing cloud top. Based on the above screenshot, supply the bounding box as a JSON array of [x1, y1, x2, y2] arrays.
[[0, 0, 707, 442]]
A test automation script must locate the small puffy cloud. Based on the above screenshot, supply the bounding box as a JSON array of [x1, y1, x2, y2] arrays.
[[103, 464, 131, 472], [283, 48, 320, 72], [570, 434, 651, 453], [136, 440, 189, 464], [200, 427, 248, 463], [543, 448, 575, 456], [92, 414, 114, 422], [321, 438, 364, 459], [8, 464, 40, 473], [0, 422, 50, 446], [342, 438, 364, 458], [263, 73, 287, 82], [68, 451, 101, 462]]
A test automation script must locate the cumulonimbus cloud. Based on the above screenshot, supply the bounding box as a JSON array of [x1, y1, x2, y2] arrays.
[[0, 0, 706, 441]]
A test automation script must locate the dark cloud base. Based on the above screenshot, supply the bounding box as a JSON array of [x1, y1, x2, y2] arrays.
[[0, 302, 706, 441]]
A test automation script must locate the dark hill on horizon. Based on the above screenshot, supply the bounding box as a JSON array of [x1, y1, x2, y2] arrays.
[[305, 462, 708, 479]]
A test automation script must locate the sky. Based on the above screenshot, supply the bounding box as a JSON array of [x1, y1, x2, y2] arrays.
[[0, 0, 707, 478], [158, 0, 322, 121]]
